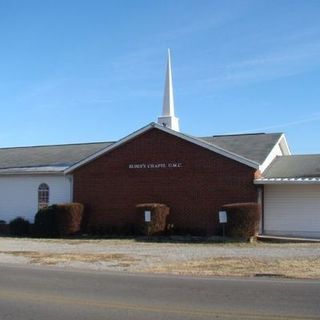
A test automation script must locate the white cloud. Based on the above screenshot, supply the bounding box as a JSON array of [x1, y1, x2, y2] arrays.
[[246, 114, 320, 132]]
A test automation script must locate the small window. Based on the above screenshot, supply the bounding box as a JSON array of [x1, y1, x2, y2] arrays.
[[38, 183, 49, 209]]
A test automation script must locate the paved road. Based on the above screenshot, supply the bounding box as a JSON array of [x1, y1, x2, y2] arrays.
[[0, 264, 319, 320]]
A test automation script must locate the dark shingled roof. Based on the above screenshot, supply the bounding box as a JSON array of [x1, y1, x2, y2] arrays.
[[0, 131, 283, 171], [198, 133, 282, 164], [0, 142, 113, 169], [263, 155, 320, 178]]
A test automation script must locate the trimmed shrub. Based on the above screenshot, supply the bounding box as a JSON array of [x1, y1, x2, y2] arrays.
[[9, 217, 30, 236], [34, 205, 58, 237], [0, 220, 8, 235], [55, 203, 84, 237], [221, 202, 261, 240], [136, 203, 170, 236], [34, 203, 84, 237]]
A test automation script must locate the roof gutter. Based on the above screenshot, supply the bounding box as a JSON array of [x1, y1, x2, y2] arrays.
[[0, 166, 68, 175], [254, 178, 320, 185]]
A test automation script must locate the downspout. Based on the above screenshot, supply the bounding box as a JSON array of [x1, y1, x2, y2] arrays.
[[66, 174, 73, 203], [256, 186, 264, 234]]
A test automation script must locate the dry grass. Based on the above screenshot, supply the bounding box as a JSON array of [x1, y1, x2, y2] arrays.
[[5, 249, 319, 278], [0, 251, 139, 267], [25, 238, 137, 246], [144, 256, 320, 279], [1, 238, 320, 279]]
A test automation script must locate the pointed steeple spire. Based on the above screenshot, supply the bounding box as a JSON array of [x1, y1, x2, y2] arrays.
[[157, 49, 180, 131], [162, 49, 175, 116]]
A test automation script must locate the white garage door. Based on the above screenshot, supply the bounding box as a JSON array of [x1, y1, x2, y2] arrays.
[[264, 184, 320, 238]]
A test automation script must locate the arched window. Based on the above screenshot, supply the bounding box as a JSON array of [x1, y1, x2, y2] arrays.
[[38, 183, 49, 209]]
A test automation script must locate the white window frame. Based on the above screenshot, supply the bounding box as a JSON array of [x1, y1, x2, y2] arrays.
[[38, 183, 49, 209]]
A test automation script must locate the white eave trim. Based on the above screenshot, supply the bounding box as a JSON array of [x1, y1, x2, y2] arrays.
[[259, 134, 291, 173], [0, 166, 68, 175], [65, 122, 259, 174], [279, 134, 291, 155], [254, 177, 320, 185]]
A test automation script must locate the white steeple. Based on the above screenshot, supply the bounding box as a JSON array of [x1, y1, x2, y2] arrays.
[[157, 49, 180, 131]]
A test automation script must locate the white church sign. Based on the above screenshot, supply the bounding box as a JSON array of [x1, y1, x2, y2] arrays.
[[219, 211, 227, 224], [144, 210, 151, 222]]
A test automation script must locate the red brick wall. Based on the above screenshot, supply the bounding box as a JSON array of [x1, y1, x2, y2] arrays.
[[73, 128, 258, 235]]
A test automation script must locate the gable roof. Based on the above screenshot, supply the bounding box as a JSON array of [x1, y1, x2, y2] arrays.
[[198, 133, 283, 165], [0, 123, 284, 175], [255, 155, 320, 184], [0, 142, 112, 174], [65, 123, 262, 173]]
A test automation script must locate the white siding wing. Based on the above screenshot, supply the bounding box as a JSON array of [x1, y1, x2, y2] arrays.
[[0, 175, 72, 223]]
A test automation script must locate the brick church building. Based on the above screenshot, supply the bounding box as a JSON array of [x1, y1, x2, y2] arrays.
[[1, 51, 319, 238], [65, 51, 285, 235]]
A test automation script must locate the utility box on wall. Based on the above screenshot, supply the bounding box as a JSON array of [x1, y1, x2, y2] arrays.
[[136, 203, 170, 236]]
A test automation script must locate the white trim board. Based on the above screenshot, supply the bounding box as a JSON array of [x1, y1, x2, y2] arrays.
[[255, 178, 320, 185], [0, 166, 68, 175], [259, 134, 291, 173]]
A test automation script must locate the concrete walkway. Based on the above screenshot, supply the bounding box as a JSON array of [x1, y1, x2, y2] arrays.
[[258, 234, 320, 243]]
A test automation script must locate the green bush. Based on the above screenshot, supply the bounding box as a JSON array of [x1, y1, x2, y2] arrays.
[[9, 217, 30, 236], [221, 202, 261, 240], [34, 203, 84, 238], [34, 205, 58, 237]]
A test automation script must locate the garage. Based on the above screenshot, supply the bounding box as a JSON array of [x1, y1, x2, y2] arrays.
[[256, 155, 320, 239], [264, 184, 320, 238]]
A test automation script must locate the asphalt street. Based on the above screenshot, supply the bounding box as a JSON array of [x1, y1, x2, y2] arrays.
[[0, 264, 319, 320]]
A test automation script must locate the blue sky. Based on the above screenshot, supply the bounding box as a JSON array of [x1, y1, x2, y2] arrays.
[[0, 0, 319, 153]]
